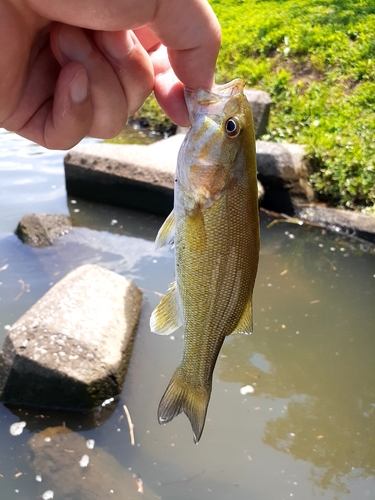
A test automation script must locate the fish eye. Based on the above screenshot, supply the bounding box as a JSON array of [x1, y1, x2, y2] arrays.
[[224, 117, 241, 138]]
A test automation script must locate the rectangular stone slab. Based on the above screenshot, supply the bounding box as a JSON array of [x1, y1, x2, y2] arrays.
[[0, 264, 142, 409]]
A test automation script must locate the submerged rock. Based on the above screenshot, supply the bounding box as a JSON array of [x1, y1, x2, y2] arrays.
[[0, 264, 142, 409], [27, 426, 159, 499], [16, 214, 72, 247]]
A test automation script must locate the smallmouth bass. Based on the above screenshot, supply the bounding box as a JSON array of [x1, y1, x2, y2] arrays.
[[150, 79, 260, 443]]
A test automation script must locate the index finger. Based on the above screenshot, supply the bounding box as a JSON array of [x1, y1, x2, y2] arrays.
[[149, 0, 221, 89], [28, 0, 221, 89]]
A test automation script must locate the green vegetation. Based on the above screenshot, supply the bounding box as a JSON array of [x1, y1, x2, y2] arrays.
[[134, 0, 375, 211], [213, 0, 375, 211]]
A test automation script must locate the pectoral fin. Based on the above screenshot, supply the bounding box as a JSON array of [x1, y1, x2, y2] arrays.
[[231, 296, 254, 335], [155, 210, 175, 250], [150, 281, 183, 335]]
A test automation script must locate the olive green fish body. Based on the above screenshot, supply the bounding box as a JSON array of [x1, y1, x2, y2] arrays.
[[151, 79, 259, 443]]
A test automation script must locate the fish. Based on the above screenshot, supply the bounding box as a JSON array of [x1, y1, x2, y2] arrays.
[[150, 78, 260, 443]]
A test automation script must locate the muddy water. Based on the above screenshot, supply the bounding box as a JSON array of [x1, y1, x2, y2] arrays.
[[0, 128, 374, 499]]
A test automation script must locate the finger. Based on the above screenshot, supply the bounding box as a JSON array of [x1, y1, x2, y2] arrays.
[[27, 0, 156, 31], [20, 62, 92, 149], [93, 30, 154, 116], [50, 23, 128, 138], [29, 0, 221, 89], [0, 1, 40, 124], [133, 26, 161, 53], [150, 0, 221, 90], [2, 40, 92, 149], [132, 28, 189, 124], [150, 45, 189, 127]]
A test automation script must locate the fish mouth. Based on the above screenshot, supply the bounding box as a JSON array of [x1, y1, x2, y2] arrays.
[[184, 79, 244, 121]]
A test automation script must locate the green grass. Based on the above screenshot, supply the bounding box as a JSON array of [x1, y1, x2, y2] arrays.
[[213, 0, 375, 211], [134, 0, 375, 211]]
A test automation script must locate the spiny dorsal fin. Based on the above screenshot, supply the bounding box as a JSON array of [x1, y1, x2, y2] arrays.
[[230, 295, 253, 335], [150, 281, 182, 335], [155, 210, 175, 250]]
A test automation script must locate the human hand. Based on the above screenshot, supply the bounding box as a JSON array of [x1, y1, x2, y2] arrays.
[[0, 0, 220, 149]]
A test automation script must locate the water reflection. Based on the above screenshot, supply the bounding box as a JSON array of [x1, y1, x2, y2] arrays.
[[1, 129, 375, 499], [218, 217, 375, 495]]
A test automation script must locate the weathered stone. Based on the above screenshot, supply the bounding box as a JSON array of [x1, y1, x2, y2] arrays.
[[0, 264, 142, 409], [256, 141, 314, 212], [64, 137, 273, 215], [64, 138, 183, 215], [295, 206, 375, 244], [16, 213, 71, 247], [243, 88, 272, 138], [27, 426, 159, 499]]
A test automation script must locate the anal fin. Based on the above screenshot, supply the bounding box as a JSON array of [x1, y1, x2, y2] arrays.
[[150, 281, 182, 335]]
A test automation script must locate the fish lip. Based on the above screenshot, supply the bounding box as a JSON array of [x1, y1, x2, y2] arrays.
[[213, 78, 244, 94], [184, 78, 244, 101], [184, 78, 244, 121]]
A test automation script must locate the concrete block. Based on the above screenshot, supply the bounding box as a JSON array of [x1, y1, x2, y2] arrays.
[[0, 264, 142, 409], [64, 137, 185, 215], [65, 137, 273, 214], [295, 206, 375, 244], [256, 141, 314, 211]]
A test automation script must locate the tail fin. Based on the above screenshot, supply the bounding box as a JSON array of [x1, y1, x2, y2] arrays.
[[158, 369, 211, 444]]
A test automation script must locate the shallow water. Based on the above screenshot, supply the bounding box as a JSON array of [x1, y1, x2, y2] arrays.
[[0, 128, 374, 499]]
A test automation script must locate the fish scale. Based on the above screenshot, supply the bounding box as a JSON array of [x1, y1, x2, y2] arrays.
[[150, 79, 260, 443]]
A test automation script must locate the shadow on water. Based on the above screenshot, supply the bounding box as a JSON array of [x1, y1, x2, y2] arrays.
[[1, 129, 375, 499]]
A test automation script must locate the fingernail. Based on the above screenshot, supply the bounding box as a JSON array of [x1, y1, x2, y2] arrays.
[[59, 25, 92, 62], [101, 31, 135, 60], [69, 69, 89, 103]]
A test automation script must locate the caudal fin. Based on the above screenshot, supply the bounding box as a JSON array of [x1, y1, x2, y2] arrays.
[[158, 369, 211, 444]]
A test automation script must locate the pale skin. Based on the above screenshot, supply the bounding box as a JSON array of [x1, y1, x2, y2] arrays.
[[0, 0, 221, 149]]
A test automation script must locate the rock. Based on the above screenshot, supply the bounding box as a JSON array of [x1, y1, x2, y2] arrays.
[[64, 138, 182, 215], [27, 426, 159, 499], [64, 137, 273, 215], [0, 264, 142, 409], [256, 141, 314, 213], [0, 351, 10, 399], [15, 214, 71, 248], [243, 88, 272, 138], [295, 206, 375, 244]]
